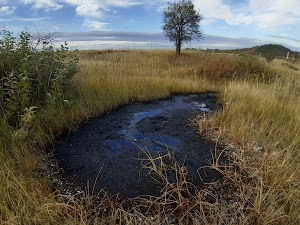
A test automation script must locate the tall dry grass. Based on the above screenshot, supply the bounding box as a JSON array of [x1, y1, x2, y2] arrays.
[[1, 50, 216, 224], [1, 50, 299, 224], [196, 66, 300, 224]]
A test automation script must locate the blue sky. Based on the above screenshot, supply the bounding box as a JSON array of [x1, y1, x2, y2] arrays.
[[0, 0, 300, 51]]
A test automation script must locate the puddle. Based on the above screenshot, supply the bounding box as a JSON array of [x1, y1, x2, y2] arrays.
[[53, 93, 222, 197], [104, 108, 179, 155], [105, 133, 180, 155], [132, 109, 163, 123], [193, 103, 210, 112]]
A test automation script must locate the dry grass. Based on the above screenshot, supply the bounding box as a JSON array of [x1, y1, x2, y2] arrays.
[[195, 64, 300, 224], [1, 50, 300, 224]]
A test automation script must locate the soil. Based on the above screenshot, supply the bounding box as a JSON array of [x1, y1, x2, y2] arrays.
[[52, 93, 222, 197]]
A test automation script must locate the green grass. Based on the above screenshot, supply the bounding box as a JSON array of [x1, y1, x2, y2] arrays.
[[1, 50, 300, 224]]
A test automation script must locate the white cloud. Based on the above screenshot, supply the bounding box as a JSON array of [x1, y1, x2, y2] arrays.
[[0, 0, 8, 4], [202, 18, 216, 25], [161, 0, 300, 29], [103, 0, 143, 8], [55, 0, 150, 30], [21, 0, 63, 11], [52, 26, 60, 30], [83, 19, 109, 30], [250, 0, 300, 28], [193, 0, 253, 25], [157, 4, 166, 13], [0, 6, 16, 16], [64, 0, 142, 8], [0, 17, 50, 22], [267, 35, 300, 49], [21, 0, 150, 17], [76, 4, 102, 18], [16, 0, 300, 30], [64, 0, 145, 17]]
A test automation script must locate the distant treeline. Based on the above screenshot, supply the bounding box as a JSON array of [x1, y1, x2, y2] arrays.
[[205, 44, 300, 61]]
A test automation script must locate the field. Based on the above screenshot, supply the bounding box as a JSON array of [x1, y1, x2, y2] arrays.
[[1, 49, 300, 224]]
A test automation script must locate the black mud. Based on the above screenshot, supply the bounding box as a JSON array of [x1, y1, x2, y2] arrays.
[[53, 93, 222, 197]]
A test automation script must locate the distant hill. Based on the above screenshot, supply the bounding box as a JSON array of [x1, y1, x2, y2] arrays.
[[210, 44, 299, 61]]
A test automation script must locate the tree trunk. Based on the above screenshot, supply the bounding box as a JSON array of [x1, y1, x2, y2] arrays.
[[176, 41, 181, 54]]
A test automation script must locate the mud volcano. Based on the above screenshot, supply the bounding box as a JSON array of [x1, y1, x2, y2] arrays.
[[53, 93, 221, 197]]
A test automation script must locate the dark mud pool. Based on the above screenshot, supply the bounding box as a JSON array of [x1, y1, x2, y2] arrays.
[[53, 93, 222, 197]]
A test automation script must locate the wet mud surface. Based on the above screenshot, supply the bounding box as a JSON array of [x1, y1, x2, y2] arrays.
[[53, 93, 222, 197]]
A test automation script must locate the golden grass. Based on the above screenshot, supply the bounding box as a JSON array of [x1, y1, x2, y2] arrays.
[[196, 66, 300, 224], [1, 50, 300, 224]]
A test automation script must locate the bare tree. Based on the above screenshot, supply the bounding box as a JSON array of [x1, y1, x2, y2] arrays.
[[162, 0, 203, 54]]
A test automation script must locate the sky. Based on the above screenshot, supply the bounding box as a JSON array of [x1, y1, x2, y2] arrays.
[[0, 0, 300, 51]]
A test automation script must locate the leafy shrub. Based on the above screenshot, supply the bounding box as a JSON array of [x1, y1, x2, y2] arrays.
[[0, 29, 79, 127]]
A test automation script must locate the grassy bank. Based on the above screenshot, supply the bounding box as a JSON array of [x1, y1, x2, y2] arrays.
[[196, 68, 300, 224], [1, 49, 299, 224]]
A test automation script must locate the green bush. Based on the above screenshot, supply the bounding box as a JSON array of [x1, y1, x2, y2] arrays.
[[0, 29, 79, 127]]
